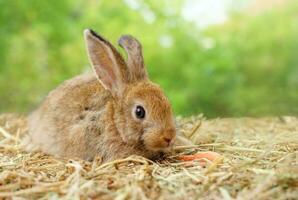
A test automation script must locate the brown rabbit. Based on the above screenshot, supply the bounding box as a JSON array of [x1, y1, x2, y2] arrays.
[[24, 29, 176, 162]]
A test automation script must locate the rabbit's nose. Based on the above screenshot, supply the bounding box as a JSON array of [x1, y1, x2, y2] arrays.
[[163, 136, 172, 146], [162, 128, 175, 146]]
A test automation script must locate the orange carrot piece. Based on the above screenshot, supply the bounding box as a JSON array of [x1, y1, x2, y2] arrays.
[[178, 151, 221, 162]]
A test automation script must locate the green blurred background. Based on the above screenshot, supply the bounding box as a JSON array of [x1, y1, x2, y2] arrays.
[[0, 0, 297, 117]]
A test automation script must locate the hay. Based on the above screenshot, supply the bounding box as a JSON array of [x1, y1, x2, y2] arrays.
[[0, 113, 297, 199]]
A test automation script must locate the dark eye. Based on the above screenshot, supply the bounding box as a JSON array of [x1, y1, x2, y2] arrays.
[[135, 105, 146, 119]]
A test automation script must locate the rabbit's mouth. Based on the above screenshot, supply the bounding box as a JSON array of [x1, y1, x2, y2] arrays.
[[139, 128, 176, 152], [139, 136, 174, 153]]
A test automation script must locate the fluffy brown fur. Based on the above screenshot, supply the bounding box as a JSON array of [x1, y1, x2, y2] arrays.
[[24, 29, 176, 162]]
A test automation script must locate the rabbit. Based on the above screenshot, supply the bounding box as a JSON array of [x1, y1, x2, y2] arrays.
[[23, 29, 177, 162]]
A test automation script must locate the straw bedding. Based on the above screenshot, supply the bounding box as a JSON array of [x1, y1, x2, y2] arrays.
[[0, 113, 297, 199]]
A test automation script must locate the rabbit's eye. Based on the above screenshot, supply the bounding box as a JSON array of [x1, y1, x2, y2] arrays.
[[135, 105, 146, 119]]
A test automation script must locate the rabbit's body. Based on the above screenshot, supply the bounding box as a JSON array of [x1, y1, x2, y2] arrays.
[[27, 73, 107, 160], [25, 30, 176, 162]]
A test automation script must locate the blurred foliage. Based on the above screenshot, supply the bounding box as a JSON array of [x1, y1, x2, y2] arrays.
[[0, 0, 297, 117]]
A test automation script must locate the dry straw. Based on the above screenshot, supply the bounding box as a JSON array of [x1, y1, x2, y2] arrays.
[[0, 114, 297, 199]]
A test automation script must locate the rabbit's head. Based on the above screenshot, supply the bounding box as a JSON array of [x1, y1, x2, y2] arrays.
[[84, 29, 176, 153]]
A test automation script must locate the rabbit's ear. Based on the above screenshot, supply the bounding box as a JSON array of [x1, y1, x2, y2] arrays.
[[84, 29, 128, 97], [118, 35, 148, 82]]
